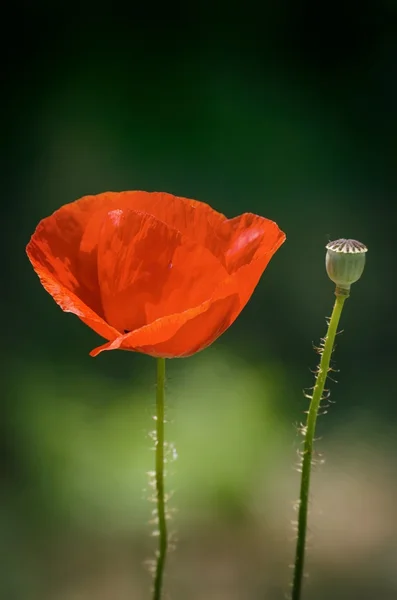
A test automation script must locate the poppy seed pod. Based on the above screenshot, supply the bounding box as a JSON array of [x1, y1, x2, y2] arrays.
[[325, 238, 367, 294]]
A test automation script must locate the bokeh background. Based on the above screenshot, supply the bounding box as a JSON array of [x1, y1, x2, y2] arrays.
[[3, 6, 397, 600]]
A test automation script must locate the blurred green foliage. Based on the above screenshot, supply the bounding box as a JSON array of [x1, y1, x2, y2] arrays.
[[3, 7, 397, 600]]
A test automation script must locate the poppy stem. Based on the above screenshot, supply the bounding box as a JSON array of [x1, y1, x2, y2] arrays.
[[291, 291, 347, 600], [153, 357, 168, 600]]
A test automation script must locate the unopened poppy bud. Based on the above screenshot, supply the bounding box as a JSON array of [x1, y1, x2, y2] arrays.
[[325, 238, 367, 295]]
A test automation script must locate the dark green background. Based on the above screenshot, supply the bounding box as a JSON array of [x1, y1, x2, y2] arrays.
[[3, 7, 397, 600]]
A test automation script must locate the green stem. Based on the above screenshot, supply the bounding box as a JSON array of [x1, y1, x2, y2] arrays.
[[153, 357, 167, 600], [291, 291, 347, 600]]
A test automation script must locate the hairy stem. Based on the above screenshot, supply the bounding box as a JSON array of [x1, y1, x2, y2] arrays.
[[153, 357, 167, 600], [291, 291, 347, 600]]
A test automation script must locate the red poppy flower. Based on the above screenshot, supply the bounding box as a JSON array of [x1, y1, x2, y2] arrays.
[[26, 191, 285, 358]]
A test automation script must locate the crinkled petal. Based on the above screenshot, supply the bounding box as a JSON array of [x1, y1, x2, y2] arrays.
[[76, 190, 227, 258], [217, 213, 285, 274], [90, 222, 285, 358], [90, 292, 240, 358], [222, 215, 286, 307], [96, 208, 227, 333], [26, 200, 106, 317], [26, 259, 119, 342]]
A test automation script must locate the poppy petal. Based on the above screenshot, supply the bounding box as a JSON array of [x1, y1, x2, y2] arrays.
[[215, 213, 284, 273], [222, 215, 286, 306], [26, 201, 105, 317], [89, 291, 240, 358], [90, 217, 285, 358], [76, 190, 227, 261], [26, 257, 120, 342], [96, 208, 228, 333]]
